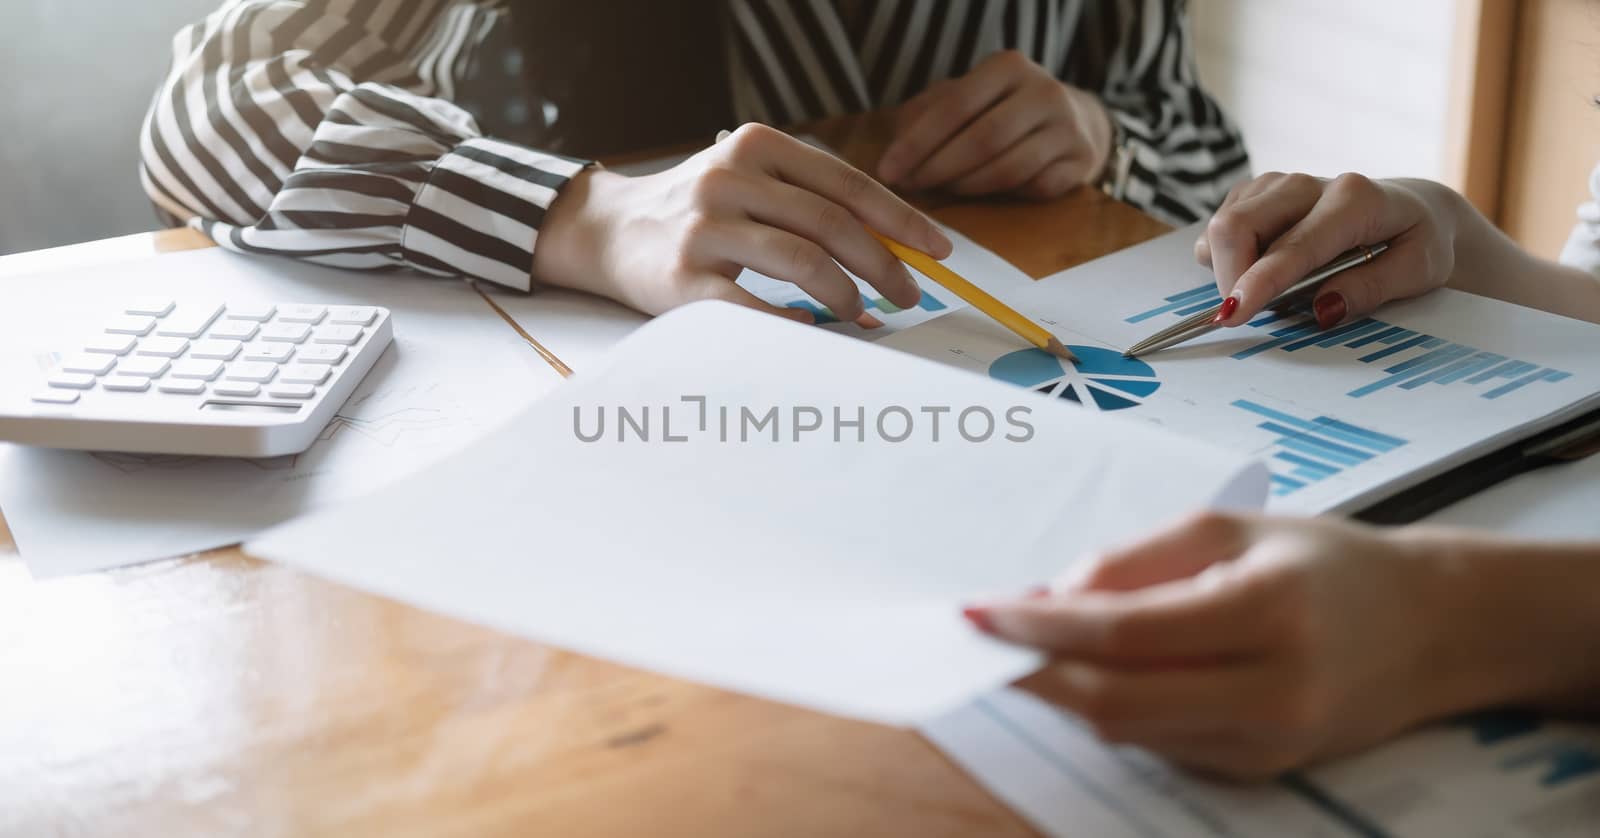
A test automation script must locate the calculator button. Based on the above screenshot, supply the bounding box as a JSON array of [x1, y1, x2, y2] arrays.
[[102, 376, 152, 392], [47, 372, 97, 390], [212, 381, 261, 397], [85, 334, 138, 355], [106, 315, 156, 336], [260, 323, 311, 343], [31, 390, 80, 404], [190, 339, 243, 360], [126, 297, 175, 317], [297, 345, 346, 364], [158, 379, 208, 395], [327, 305, 377, 325], [156, 302, 224, 338], [225, 362, 277, 383], [312, 325, 363, 345], [171, 359, 224, 380], [268, 383, 316, 399], [209, 320, 259, 341], [242, 343, 294, 363], [136, 336, 189, 358], [224, 302, 276, 322], [279, 364, 330, 384], [277, 304, 327, 324], [117, 357, 170, 378], [60, 353, 116, 375]]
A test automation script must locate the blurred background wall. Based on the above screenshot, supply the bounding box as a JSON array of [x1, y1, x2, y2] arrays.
[[1194, 0, 1459, 182], [3, 1, 1599, 262], [0, 0, 219, 257]]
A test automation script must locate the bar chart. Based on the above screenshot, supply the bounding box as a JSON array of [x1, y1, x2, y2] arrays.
[[1231, 399, 1408, 497], [1449, 710, 1600, 791], [784, 288, 949, 326], [1503, 741, 1600, 789], [1126, 284, 1573, 402]]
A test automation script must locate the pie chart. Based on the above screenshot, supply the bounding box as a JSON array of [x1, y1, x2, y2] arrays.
[[987, 346, 1160, 411]]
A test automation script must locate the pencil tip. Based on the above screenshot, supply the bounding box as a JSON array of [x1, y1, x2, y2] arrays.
[[1044, 338, 1078, 363]]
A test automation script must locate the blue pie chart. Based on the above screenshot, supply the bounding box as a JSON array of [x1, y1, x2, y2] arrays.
[[988, 345, 1160, 411]]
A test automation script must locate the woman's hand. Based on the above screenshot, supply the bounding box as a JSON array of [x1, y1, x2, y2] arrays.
[[966, 513, 1483, 780], [877, 50, 1114, 200], [1199, 174, 1462, 330], [532, 123, 952, 320]]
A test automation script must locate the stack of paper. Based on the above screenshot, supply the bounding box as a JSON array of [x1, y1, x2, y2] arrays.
[[882, 224, 1600, 515], [249, 301, 1268, 724]]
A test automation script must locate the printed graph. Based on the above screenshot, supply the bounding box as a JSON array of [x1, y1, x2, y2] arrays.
[[1128, 284, 1573, 401], [1504, 741, 1600, 788], [784, 288, 949, 326], [1231, 399, 1408, 497], [989, 345, 1161, 411], [1451, 710, 1600, 790]]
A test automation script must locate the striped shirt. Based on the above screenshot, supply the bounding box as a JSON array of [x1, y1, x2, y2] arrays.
[[140, 0, 1249, 292]]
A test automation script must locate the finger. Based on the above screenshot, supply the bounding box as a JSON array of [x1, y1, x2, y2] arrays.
[[892, 80, 946, 136], [878, 51, 1027, 184], [723, 125, 953, 258], [1017, 659, 1267, 740], [739, 178, 921, 309], [676, 273, 817, 323], [1228, 173, 1409, 326], [980, 571, 1275, 662], [1014, 158, 1089, 201], [903, 83, 1054, 190], [1068, 511, 1252, 593], [1204, 174, 1326, 322], [690, 220, 866, 320], [1308, 231, 1441, 329], [949, 131, 1068, 196], [1194, 176, 1266, 267]]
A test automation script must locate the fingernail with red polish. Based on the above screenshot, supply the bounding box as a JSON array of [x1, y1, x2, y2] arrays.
[[1024, 585, 1050, 599], [1212, 293, 1240, 325], [1313, 292, 1348, 330], [962, 606, 995, 633]]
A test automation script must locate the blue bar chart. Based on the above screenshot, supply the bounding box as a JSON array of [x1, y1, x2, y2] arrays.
[[1231, 399, 1408, 497], [1504, 741, 1600, 788], [785, 288, 948, 325], [1127, 284, 1572, 402]]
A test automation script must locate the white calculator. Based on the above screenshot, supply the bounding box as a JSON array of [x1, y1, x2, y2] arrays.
[[0, 299, 393, 457]]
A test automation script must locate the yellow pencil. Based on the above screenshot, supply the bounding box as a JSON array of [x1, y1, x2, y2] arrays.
[[869, 231, 1077, 363]]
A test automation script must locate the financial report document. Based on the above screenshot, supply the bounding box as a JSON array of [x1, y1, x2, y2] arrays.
[[881, 224, 1600, 515], [894, 226, 1600, 837], [925, 688, 1600, 838]]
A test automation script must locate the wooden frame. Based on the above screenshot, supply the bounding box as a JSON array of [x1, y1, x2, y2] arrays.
[[1444, 0, 1519, 218]]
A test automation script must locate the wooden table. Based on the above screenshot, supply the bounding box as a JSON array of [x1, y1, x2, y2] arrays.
[[0, 112, 1168, 837]]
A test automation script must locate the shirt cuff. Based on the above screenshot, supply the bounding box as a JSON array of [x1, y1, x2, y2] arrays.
[[403, 137, 591, 291]]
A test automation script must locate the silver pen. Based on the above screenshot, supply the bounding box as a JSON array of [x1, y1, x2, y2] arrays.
[[1123, 242, 1391, 358]]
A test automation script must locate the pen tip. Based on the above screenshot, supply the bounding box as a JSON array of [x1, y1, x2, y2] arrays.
[[1044, 338, 1078, 363]]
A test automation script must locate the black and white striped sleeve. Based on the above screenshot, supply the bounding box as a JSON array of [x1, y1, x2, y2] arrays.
[[139, 0, 586, 291], [1089, 0, 1250, 224]]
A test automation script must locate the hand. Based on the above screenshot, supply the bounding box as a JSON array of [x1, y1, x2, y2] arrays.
[[532, 123, 952, 320], [877, 50, 1114, 200], [967, 513, 1476, 780], [1199, 174, 1460, 330]]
